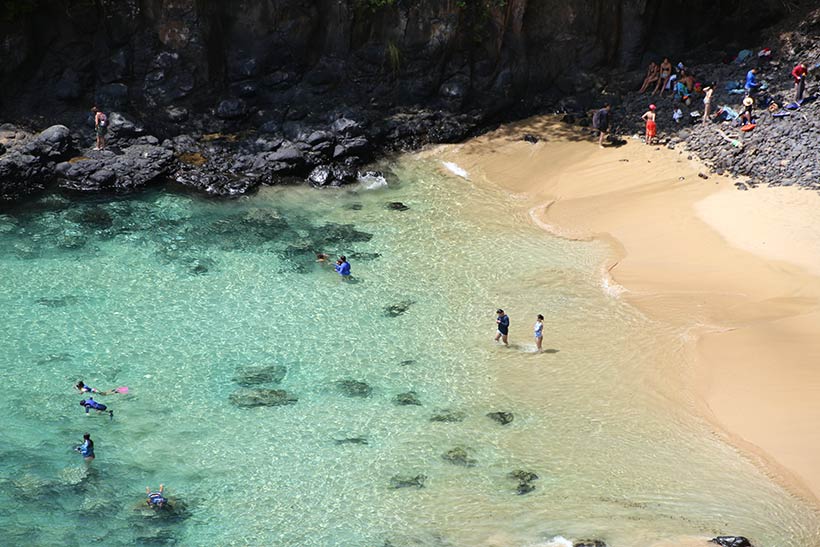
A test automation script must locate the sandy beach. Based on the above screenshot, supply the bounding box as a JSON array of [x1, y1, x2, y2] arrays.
[[442, 117, 820, 506]]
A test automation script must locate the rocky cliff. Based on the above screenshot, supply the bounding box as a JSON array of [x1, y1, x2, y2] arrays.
[[0, 0, 805, 201]]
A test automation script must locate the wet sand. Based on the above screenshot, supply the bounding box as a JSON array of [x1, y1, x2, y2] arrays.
[[440, 117, 820, 505]]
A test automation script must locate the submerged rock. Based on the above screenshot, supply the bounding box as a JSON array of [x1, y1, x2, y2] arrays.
[[399, 359, 416, 367], [394, 391, 422, 406], [710, 537, 752, 547], [384, 300, 414, 317], [389, 474, 426, 489], [232, 364, 287, 386], [442, 447, 477, 467], [574, 541, 608, 547], [335, 379, 372, 398], [334, 437, 369, 446], [229, 388, 297, 407], [386, 201, 409, 211], [486, 411, 514, 425], [34, 296, 78, 308], [430, 409, 466, 423], [509, 469, 539, 495]]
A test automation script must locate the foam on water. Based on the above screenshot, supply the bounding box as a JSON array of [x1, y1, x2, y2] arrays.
[[0, 155, 819, 546], [442, 161, 470, 179], [357, 171, 388, 190]]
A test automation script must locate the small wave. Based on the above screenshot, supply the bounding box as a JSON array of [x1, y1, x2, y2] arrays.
[[357, 171, 388, 190], [531, 537, 573, 547], [442, 161, 469, 179], [601, 267, 626, 297]]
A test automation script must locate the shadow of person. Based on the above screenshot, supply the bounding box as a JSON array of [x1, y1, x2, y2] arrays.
[[543, 349, 560, 354]]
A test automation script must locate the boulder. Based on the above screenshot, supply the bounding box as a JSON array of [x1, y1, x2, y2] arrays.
[[710, 537, 752, 547], [486, 411, 514, 425], [509, 469, 539, 495], [0, 151, 53, 201], [394, 391, 422, 406], [56, 144, 174, 192], [232, 364, 287, 386], [384, 300, 414, 317], [389, 474, 426, 489], [442, 447, 477, 467], [228, 388, 297, 408], [28, 125, 72, 158], [574, 541, 607, 547], [216, 98, 247, 120]]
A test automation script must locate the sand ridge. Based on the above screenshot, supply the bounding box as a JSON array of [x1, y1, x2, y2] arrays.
[[439, 116, 820, 506]]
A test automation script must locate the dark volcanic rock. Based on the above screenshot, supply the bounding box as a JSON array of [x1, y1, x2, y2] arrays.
[[442, 447, 477, 467], [335, 380, 372, 398], [574, 541, 608, 547], [389, 474, 426, 489], [0, 150, 54, 201], [232, 364, 287, 386], [386, 201, 409, 211], [27, 125, 72, 158], [384, 300, 414, 317], [486, 411, 514, 425], [394, 391, 422, 406], [229, 388, 297, 408], [430, 409, 466, 423], [509, 469, 539, 495], [334, 437, 369, 446], [710, 537, 752, 547], [56, 145, 174, 192]]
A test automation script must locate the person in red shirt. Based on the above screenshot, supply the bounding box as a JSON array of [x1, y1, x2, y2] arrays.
[[792, 62, 808, 102]]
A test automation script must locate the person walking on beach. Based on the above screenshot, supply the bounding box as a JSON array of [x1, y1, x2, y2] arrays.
[[334, 256, 351, 278], [792, 62, 808, 102], [92, 106, 107, 150], [641, 105, 657, 145], [534, 314, 544, 353], [494, 309, 510, 346], [75, 432, 94, 461], [592, 104, 611, 148], [702, 86, 714, 124]]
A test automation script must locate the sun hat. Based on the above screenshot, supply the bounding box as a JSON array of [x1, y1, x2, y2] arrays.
[[743, 97, 753, 106], [649, 104, 656, 110]]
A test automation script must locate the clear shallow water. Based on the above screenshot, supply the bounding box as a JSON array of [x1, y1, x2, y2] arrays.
[[0, 155, 818, 546]]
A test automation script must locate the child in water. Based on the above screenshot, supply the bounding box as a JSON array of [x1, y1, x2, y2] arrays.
[[534, 314, 544, 353]]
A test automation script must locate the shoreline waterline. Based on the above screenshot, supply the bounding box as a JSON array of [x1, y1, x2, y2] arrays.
[[439, 116, 820, 510]]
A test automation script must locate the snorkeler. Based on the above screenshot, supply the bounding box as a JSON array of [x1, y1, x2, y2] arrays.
[[80, 397, 113, 419], [75, 380, 128, 395], [146, 485, 168, 509]]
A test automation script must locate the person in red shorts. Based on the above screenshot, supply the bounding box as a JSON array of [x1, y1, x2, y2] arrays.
[[641, 104, 657, 145]]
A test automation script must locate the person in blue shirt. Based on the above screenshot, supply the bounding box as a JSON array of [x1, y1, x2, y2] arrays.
[[494, 309, 510, 346], [75, 432, 95, 461], [146, 484, 168, 509], [744, 68, 760, 95], [80, 397, 113, 419], [335, 256, 351, 278], [534, 314, 544, 353]]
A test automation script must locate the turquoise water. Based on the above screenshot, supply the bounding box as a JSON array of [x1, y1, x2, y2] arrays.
[[0, 154, 819, 546]]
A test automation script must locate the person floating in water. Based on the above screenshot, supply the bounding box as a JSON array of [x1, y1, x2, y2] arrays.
[[534, 314, 544, 353], [75, 432, 95, 461], [335, 256, 351, 278], [75, 380, 127, 395], [80, 397, 113, 419], [494, 309, 510, 346], [146, 484, 168, 509], [316, 253, 330, 263]]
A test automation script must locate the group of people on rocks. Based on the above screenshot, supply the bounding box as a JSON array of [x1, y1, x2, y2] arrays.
[[493, 309, 546, 353], [72, 380, 169, 510], [594, 55, 813, 147]]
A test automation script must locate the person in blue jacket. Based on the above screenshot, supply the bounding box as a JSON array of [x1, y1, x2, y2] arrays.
[[146, 484, 168, 509], [80, 397, 113, 418], [75, 432, 95, 461], [335, 256, 351, 278], [494, 309, 510, 346], [744, 68, 760, 95]]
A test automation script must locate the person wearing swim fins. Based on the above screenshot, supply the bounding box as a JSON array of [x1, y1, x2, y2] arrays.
[[146, 484, 168, 509], [80, 397, 113, 419]]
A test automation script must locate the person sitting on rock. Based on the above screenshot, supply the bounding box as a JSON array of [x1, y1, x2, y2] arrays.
[[740, 97, 755, 125], [654, 58, 673, 96], [92, 106, 107, 151], [639, 62, 659, 93], [146, 485, 168, 509]]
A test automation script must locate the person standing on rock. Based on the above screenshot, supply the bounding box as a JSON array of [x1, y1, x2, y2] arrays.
[[92, 106, 107, 151], [744, 68, 760, 96], [641, 105, 657, 145], [702, 86, 714, 124], [592, 104, 611, 148], [792, 62, 808, 102], [495, 309, 510, 346]]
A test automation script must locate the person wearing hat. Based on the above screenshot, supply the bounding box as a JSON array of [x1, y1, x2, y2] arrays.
[[641, 104, 657, 145], [494, 309, 510, 346], [702, 86, 714, 124], [741, 96, 755, 125]]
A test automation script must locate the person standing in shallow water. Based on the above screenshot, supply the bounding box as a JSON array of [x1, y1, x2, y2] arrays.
[[335, 256, 351, 278], [92, 106, 107, 150], [494, 309, 510, 346], [75, 432, 94, 461], [592, 104, 610, 148], [534, 314, 544, 353]]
